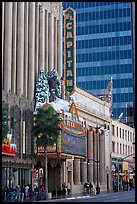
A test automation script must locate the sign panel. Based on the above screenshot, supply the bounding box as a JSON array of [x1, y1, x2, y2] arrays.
[[2, 138, 16, 156], [61, 131, 86, 156], [122, 161, 129, 171], [64, 7, 76, 93]]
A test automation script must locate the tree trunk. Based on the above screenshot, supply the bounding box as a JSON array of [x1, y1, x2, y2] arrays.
[[44, 147, 48, 199]]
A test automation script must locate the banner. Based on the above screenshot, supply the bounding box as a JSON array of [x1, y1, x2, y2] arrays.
[[64, 7, 76, 93]]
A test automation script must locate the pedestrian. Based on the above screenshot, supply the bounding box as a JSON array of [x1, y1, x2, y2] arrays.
[[41, 184, 45, 192], [89, 182, 93, 196], [87, 183, 90, 194], [83, 183, 87, 195], [34, 186, 39, 200], [66, 182, 71, 196], [15, 185, 21, 201], [2, 185, 5, 201], [93, 184, 96, 196], [21, 185, 25, 201], [41, 184, 45, 199], [28, 185, 32, 199], [9, 186, 15, 201], [4, 186, 9, 201], [25, 184, 29, 200], [129, 181, 132, 191], [62, 183, 66, 196]]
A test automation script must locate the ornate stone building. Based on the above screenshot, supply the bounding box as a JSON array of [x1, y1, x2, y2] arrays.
[[68, 87, 112, 194], [2, 2, 63, 189]]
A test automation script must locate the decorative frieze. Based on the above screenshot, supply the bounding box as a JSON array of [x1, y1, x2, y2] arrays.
[[40, 2, 62, 19]]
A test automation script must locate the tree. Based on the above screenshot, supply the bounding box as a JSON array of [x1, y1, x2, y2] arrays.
[[32, 105, 62, 199], [35, 68, 50, 103], [2, 105, 9, 140]]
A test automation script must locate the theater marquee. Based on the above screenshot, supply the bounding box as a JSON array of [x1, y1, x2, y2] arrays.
[[64, 7, 76, 93]]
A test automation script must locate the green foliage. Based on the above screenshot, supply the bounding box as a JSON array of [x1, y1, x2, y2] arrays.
[[2, 105, 9, 139], [32, 106, 62, 148]]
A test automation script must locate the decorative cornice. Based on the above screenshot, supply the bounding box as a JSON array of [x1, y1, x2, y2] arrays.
[[39, 2, 62, 19]]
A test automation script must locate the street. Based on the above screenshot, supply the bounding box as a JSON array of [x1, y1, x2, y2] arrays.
[[39, 190, 135, 202]]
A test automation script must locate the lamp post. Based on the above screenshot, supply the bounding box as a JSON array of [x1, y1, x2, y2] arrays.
[[95, 125, 100, 194]]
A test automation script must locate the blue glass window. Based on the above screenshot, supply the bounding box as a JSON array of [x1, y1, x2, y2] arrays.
[[108, 38, 111, 46], [104, 24, 108, 32], [92, 12, 96, 20], [127, 8, 131, 16], [128, 36, 131, 44], [127, 22, 131, 30]]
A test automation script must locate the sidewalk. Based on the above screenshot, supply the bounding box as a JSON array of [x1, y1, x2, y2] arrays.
[[37, 189, 116, 202], [4, 189, 134, 202]]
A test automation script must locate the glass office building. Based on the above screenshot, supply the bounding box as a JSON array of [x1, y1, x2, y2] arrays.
[[63, 2, 135, 125]]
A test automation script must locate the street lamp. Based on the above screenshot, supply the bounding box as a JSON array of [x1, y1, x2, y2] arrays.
[[95, 125, 101, 194]]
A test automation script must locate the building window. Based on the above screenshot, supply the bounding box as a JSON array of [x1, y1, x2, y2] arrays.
[[126, 145, 127, 155], [125, 130, 127, 140], [133, 147, 135, 154], [112, 141, 115, 152], [130, 132, 132, 142], [117, 127, 118, 137], [133, 133, 135, 143], [128, 146, 130, 155], [120, 128, 121, 138], [112, 125, 115, 136], [128, 131, 129, 141], [117, 143, 119, 153], [120, 143, 122, 154], [123, 144, 124, 155], [122, 129, 124, 139]]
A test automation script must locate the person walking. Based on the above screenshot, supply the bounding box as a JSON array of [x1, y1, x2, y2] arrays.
[[21, 185, 25, 201], [41, 184, 45, 199], [89, 182, 93, 196], [15, 185, 21, 201], [34, 186, 39, 200], [4, 186, 9, 201], [67, 182, 71, 196], [25, 184, 29, 200], [129, 181, 132, 191], [9, 186, 15, 201]]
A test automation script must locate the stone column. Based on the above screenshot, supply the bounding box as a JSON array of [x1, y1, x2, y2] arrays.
[[4, 2, 12, 93], [17, 2, 24, 97], [93, 131, 97, 184], [99, 132, 105, 184], [24, 2, 29, 98], [11, 2, 17, 94], [14, 170, 18, 187], [48, 12, 54, 70], [28, 2, 35, 101], [20, 108, 23, 158], [2, 2, 5, 89], [35, 3, 39, 80], [73, 158, 81, 185], [81, 159, 87, 184], [45, 10, 48, 73], [39, 5, 45, 69], [87, 129, 94, 182], [54, 17, 57, 70], [57, 15, 62, 77]]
